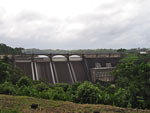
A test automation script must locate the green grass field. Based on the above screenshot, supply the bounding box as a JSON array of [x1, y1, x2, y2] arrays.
[[0, 94, 150, 113]]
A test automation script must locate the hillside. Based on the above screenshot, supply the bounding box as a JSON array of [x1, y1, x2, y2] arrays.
[[0, 95, 149, 113]]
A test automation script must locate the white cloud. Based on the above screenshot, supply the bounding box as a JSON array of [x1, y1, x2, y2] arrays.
[[0, 0, 150, 49]]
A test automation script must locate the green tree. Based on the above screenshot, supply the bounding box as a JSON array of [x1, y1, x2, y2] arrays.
[[0, 58, 23, 84], [117, 48, 126, 53], [0, 43, 23, 54], [16, 76, 33, 87], [112, 54, 150, 108], [35, 82, 49, 92], [74, 81, 102, 104]]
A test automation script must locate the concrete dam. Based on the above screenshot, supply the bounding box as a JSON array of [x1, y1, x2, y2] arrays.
[[13, 53, 122, 84]]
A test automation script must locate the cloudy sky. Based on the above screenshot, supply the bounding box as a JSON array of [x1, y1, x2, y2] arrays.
[[0, 0, 150, 49]]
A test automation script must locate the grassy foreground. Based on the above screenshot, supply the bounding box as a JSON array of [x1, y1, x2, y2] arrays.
[[0, 95, 150, 113]]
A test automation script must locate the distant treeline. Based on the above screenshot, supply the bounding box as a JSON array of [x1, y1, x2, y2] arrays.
[[0, 43, 24, 54], [0, 43, 149, 54], [23, 48, 149, 54], [23, 48, 118, 54]]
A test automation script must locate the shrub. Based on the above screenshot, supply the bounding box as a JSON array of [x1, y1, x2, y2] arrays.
[[51, 87, 66, 100], [35, 82, 49, 92], [16, 76, 33, 87], [17, 86, 38, 97], [74, 81, 102, 104], [54, 83, 70, 92], [0, 82, 16, 95], [71, 82, 81, 92], [114, 88, 129, 107], [38, 89, 53, 99]]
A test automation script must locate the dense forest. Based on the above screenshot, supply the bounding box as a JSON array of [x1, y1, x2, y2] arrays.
[[0, 53, 150, 110], [0, 43, 23, 54]]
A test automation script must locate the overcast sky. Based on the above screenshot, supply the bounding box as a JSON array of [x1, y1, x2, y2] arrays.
[[0, 0, 150, 49]]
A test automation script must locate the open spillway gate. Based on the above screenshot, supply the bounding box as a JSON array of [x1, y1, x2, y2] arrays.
[[13, 53, 121, 84]]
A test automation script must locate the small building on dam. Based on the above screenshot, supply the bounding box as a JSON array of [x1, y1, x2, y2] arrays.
[[12, 53, 121, 84]]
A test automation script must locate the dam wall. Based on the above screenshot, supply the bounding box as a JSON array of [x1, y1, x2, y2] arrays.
[[12, 53, 122, 84]]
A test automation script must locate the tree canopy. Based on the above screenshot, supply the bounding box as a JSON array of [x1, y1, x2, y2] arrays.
[[0, 43, 23, 54]]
